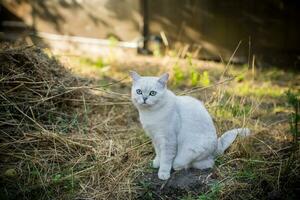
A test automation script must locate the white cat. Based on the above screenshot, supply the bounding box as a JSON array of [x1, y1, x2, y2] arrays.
[[130, 71, 250, 180]]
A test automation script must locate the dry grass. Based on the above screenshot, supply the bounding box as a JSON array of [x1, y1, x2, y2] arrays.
[[0, 45, 145, 199], [0, 44, 299, 200]]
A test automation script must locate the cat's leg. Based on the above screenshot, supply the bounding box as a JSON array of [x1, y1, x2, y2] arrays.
[[172, 151, 194, 170], [152, 140, 160, 168], [173, 146, 211, 170], [157, 138, 176, 180], [191, 157, 214, 170], [153, 156, 160, 168]]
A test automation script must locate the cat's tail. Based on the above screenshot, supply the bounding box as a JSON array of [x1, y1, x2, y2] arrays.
[[216, 128, 250, 155]]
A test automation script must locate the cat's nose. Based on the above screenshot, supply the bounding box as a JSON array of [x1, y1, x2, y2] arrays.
[[143, 97, 148, 103]]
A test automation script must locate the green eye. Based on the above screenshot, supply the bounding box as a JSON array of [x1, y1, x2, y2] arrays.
[[149, 91, 157, 96], [136, 89, 142, 95]]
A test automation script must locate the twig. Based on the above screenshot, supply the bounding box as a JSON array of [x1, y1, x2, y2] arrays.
[[221, 40, 242, 79], [277, 161, 282, 190], [178, 77, 235, 96], [219, 158, 281, 168]]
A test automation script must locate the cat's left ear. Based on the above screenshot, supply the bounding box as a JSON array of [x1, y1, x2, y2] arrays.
[[158, 73, 169, 87], [129, 70, 141, 82]]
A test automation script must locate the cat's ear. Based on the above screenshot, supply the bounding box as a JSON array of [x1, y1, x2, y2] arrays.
[[158, 73, 169, 87], [129, 71, 141, 82]]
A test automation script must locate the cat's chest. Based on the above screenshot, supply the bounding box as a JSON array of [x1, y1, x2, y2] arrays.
[[140, 114, 165, 134], [139, 110, 178, 137]]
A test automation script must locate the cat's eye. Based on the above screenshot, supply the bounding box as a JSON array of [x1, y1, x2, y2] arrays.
[[149, 91, 157, 96], [136, 89, 142, 95]]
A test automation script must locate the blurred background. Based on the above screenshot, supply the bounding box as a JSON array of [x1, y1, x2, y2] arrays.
[[1, 0, 300, 68]]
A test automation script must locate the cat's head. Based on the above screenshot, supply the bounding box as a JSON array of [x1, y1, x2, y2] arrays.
[[129, 71, 169, 108]]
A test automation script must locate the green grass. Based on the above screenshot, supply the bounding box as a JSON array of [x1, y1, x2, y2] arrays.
[[286, 90, 300, 141], [79, 57, 108, 69], [180, 183, 222, 200], [228, 82, 286, 98], [198, 183, 222, 200], [172, 63, 211, 87]]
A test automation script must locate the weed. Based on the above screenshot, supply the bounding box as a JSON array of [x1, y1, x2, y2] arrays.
[[190, 69, 199, 86], [199, 71, 210, 87], [173, 63, 185, 86], [286, 90, 300, 143], [190, 70, 210, 87], [108, 36, 119, 47], [139, 181, 155, 200], [172, 61, 210, 87], [79, 57, 107, 69], [235, 168, 257, 181], [152, 43, 162, 57], [198, 183, 222, 200]]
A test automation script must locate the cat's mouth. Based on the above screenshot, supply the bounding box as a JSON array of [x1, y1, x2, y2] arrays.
[[140, 102, 152, 107], [134, 98, 152, 107]]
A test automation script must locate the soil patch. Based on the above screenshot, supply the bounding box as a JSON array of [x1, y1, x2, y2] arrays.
[[137, 168, 217, 200]]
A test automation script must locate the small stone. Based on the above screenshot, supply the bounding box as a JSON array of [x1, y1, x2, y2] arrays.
[[4, 168, 17, 177]]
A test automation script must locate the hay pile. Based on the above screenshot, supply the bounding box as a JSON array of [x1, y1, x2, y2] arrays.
[[0, 44, 145, 200], [0, 45, 86, 134], [0, 45, 95, 199]]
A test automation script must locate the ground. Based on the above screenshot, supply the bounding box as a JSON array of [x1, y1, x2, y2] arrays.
[[0, 45, 299, 200]]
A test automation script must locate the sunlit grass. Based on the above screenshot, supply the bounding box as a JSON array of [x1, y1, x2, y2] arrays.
[[228, 82, 287, 98]]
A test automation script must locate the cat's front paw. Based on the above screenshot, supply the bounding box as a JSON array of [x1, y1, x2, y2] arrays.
[[152, 157, 160, 168], [158, 171, 170, 180]]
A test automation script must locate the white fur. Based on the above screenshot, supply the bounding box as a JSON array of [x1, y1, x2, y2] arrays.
[[130, 71, 250, 180]]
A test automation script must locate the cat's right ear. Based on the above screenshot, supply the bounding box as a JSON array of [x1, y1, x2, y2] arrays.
[[158, 73, 169, 87], [129, 71, 141, 82]]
